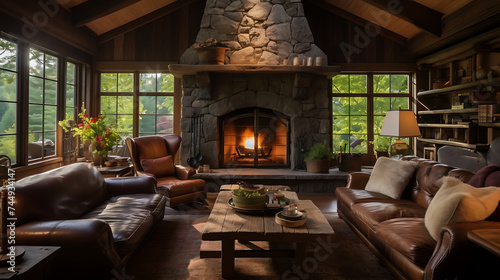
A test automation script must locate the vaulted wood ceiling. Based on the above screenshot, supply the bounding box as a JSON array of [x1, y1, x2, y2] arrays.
[[54, 0, 487, 55]]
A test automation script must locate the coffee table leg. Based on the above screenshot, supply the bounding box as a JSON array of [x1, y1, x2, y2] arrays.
[[222, 239, 235, 278], [295, 242, 308, 265]]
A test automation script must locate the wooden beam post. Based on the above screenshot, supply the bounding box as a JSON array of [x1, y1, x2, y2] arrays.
[[71, 0, 141, 27]]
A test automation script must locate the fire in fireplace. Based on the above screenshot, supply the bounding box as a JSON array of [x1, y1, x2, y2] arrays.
[[220, 108, 289, 167]]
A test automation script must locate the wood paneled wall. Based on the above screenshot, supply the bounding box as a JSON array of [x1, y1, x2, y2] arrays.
[[97, 0, 415, 64], [303, 1, 415, 64], [97, 0, 205, 62]]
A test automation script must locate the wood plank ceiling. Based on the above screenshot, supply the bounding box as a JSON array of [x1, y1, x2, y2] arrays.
[[55, 0, 474, 47]]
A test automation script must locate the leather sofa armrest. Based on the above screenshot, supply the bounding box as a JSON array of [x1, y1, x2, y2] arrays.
[[346, 172, 371, 189], [105, 176, 157, 196], [425, 221, 500, 280], [137, 170, 156, 178], [16, 219, 122, 269], [175, 165, 196, 180]]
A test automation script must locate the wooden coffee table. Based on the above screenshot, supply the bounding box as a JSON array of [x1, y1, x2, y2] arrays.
[[201, 187, 335, 278]]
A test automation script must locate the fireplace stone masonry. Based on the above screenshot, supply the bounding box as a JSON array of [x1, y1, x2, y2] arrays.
[[179, 71, 331, 170], [180, 0, 327, 65], [173, 0, 337, 170]]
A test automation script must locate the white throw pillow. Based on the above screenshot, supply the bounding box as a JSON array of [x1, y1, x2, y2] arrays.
[[365, 157, 418, 199], [424, 176, 500, 241]]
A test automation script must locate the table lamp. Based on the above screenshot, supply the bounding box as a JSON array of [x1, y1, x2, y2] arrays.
[[379, 109, 421, 158]]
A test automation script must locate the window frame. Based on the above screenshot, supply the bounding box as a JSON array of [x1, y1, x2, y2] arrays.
[[331, 72, 414, 165], [0, 34, 85, 168], [97, 71, 177, 139]]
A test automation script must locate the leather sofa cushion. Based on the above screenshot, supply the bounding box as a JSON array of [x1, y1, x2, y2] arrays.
[[15, 163, 108, 225], [335, 187, 397, 211], [156, 177, 206, 197], [352, 201, 426, 229], [376, 218, 436, 267], [82, 194, 165, 256], [141, 155, 175, 177]]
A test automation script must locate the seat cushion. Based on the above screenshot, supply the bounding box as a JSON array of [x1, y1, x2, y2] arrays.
[[156, 177, 206, 197], [140, 155, 175, 177], [82, 194, 165, 256], [352, 201, 426, 228], [335, 187, 397, 211], [375, 218, 436, 267]]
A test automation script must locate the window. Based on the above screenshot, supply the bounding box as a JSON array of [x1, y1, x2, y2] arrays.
[[332, 73, 411, 160], [138, 73, 174, 136], [28, 49, 58, 160], [99, 72, 176, 139], [0, 38, 18, 164], [65, 62, 76, 119], [100, 73, 134, 139]]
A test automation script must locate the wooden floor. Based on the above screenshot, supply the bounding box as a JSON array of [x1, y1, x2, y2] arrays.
[[124, 192, 396, 280]]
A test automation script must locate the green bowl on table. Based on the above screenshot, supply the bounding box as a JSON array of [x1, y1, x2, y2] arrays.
[[232, 189, 267, 209]]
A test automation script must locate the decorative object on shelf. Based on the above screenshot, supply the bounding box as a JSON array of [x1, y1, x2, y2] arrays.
[[60, 107, 121, 167], [338, 153, 363, 172], [380, 109, 421, 158], [194, 38, 230, 65], [304, 142, 336, 173]]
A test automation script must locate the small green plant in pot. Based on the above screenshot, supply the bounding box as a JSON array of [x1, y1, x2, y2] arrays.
[[232, 188, 267, 209], [304, 143, 336, 173]]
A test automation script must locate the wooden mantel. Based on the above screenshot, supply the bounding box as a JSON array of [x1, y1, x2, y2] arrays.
[[168, 64, 341, 79]]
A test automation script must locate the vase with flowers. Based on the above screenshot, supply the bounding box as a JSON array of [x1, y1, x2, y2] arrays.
[[60, 107, 121, 167]]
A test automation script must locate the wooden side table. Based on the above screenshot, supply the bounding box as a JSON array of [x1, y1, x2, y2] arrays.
[[97, 165, 133, 178], [468, 229, 500, 257], [0, 246, 60, 280]]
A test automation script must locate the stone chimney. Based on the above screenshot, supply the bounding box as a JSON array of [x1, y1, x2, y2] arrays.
[[180, 0, 327, 65]]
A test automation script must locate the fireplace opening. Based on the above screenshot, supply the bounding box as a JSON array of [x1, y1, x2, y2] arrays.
[[220, 108, 289, 168]]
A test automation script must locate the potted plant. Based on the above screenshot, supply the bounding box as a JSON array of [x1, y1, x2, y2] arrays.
[[304, 143, 336, 173], [60, 107, 121, 167], [194, 38, 230, 65], [232, 182, 267, 209]]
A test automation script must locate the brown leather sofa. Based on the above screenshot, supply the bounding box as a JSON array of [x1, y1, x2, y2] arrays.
[[336, 157, 500, 280], [126, 134, 206, 207], [14, 163, 166, 278]]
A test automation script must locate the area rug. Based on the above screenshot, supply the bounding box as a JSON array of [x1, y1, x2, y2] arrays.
[[126, 211, 395, 280]]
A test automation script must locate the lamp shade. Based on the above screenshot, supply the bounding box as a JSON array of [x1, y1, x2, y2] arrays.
[[380, 110, 421, 138]]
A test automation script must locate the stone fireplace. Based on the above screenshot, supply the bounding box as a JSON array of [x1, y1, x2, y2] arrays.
[[169, 0, 340, 170]]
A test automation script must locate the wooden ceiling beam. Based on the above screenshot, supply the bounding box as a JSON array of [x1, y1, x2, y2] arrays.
[[360, 0, 443, 36], [98, 0, 198, 44], [71, 0, 142, 27], [310, 0, 408, 46]]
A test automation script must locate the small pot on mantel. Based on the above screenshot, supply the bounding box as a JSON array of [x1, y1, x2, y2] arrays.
[[196, 47, 229, 65]]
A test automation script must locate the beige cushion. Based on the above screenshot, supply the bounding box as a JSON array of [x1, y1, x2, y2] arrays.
[[424, 176, 500, 241], [141, 155, 175, 177], [365, 157, 418, 199]]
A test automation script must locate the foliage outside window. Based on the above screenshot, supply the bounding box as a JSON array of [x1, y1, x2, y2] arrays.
[[100, 73, 134, 139], [138, 73, 174, 136], [28, 49, 58, 160], [0, 38, 18, 164], [99, 72, 175, 139], [332, 74, 411, 156], [65, 62, 76, 120]]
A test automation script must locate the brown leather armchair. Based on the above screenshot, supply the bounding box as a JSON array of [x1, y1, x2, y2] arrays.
[[126, 134, 206, 207]]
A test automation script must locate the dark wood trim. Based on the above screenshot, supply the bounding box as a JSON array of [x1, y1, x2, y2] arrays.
[[71, 0, 141, 27], [409, 0, 500, 58], [416, 26, 500, 65], [338, 63, 417, 72], [308, 0, 408, 46], [95, 61, 176, 72], [359, 0, 442, 36], [98, 0, 200, 44], [0, 1, 98, 55]]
